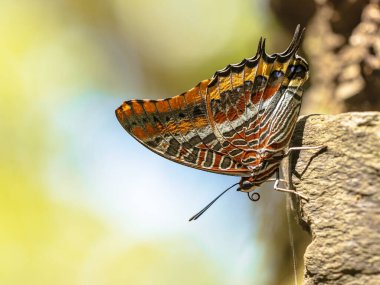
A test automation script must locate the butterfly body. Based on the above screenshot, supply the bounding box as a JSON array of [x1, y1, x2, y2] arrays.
[[116, 26, 309, 193]]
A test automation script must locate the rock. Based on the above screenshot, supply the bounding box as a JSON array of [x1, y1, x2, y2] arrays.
[[285, 112, 380, 285]]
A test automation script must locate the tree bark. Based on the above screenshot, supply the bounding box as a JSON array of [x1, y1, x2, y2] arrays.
[[284, 112, 380, 285]]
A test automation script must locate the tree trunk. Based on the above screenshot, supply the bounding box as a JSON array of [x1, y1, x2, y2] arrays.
[[283, 112, 380, 285], [270, 0, 380, 114]]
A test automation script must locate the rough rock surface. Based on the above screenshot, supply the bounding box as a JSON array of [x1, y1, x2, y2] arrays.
[[270, 0, 380, 113], [285, 112, 380, 285]]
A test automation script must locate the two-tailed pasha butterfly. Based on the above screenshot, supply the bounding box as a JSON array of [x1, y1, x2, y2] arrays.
[[116, 25, 320, 220]]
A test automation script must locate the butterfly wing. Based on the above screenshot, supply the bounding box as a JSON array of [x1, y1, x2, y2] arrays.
[[116, 80, 250, 176], [204, 26, 308, 166], [116, 26, 309, 177]]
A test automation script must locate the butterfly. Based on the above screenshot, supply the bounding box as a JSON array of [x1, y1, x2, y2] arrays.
[[116, 25, 319, 220]]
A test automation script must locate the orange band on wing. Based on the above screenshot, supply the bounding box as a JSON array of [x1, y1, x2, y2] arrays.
[[131, 101, 144, 115], [143, 100, 157, 114], [155, 100, 171, 113], [131, 126, 147, 140]]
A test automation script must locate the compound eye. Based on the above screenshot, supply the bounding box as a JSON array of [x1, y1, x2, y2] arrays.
[[241, 180, 252, 190]]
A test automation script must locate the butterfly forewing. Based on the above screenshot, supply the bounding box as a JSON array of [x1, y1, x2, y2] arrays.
[[116, 81, 249, 176]]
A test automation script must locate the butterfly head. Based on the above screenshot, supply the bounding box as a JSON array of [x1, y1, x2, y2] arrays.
[[238, 176, 258, 192]]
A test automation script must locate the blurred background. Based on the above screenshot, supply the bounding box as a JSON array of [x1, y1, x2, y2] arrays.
[[1, 0, 379, 284]]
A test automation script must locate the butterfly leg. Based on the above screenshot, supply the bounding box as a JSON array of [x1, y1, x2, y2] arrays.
[[284, 145, 326, 157], [273, 169, 309, 201], [266, 178, 287, 183]]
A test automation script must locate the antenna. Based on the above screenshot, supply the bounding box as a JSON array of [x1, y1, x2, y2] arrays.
[[189, 183, 239, 221]]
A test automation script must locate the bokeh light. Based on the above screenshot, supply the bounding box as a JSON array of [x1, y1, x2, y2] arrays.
[[0, 1, 290, 284]]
